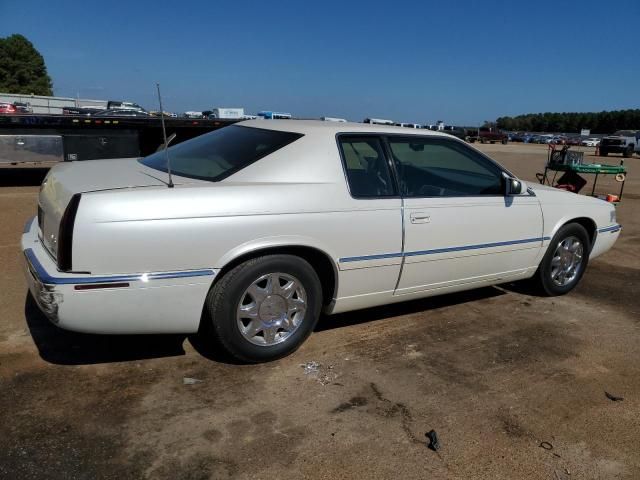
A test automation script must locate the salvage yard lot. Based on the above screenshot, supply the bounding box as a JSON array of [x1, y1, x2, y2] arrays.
[[1, 143, 638, 479]]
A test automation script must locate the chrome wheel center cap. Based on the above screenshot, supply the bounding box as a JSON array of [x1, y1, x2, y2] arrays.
[[259, 295, 287, 322], [236, 272, 308, 347]]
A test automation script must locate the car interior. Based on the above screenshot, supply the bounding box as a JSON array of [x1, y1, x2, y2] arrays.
[[340, 137, 504, 198]]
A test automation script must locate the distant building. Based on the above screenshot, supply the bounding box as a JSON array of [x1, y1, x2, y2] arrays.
[[0, 92, 107, 114]]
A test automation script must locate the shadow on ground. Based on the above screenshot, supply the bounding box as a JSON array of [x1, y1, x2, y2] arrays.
[[0, 167, 50, 187], [25, 286, 508, 366], [315, 286, 506, 331], [24, 294, 188, 365]]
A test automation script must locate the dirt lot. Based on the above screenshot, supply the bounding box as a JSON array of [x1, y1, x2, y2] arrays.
[[1, 144, 638, 479]]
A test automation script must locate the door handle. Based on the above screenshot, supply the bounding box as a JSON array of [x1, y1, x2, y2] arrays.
[[410, 212, 431, 224]]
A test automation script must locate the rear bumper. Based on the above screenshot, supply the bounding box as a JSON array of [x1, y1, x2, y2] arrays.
[[21, 217, 217, 334]]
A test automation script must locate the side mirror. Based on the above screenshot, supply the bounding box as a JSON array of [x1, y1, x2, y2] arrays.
[[505, 176, 527, 195]]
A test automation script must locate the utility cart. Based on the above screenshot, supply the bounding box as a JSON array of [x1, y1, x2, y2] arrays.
[[537, 146, 627, 202]]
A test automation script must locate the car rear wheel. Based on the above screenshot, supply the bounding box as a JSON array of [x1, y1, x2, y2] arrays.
[[599, 149, 608, 156], [534, 223, 590, 296], [204, 254, 322, 363], [623, 145, 633, 158]]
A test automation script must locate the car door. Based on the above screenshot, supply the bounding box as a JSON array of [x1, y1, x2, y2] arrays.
[[388, 136, 544, 295], [333, 134, 403, 310]]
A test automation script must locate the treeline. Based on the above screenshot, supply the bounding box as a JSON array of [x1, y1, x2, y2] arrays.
[[496, 109, 640, 134]]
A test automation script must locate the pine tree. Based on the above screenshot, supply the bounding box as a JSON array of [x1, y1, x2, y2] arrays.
[[0, 34, 53, 95]]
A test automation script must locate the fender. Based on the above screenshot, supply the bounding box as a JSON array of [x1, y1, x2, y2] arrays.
[[215, 234, 339, 269]]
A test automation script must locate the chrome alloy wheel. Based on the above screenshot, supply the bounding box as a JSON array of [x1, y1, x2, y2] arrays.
[[550, 236, 584, 287], [236, 272, 307, 346]]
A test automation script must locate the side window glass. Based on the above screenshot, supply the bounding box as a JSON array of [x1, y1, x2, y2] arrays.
[[389, 137, 503, 197], [338, 136, 396, 198]]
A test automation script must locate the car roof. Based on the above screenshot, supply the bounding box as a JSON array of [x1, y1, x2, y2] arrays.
[[238, 119, 453, 138]]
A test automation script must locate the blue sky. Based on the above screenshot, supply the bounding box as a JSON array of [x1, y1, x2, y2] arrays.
[[2, 0, 639, 125]]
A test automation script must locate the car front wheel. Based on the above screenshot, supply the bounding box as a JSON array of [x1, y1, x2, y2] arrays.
[[534, 223, 590, 296], [204, 254, 322, 363]]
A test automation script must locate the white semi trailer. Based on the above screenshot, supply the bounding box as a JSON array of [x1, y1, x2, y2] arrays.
[[208, 108, 245, 119]]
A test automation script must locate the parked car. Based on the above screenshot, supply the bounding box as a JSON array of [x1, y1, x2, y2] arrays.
[[23, 121, 621, 362], [107, 101, 146, 112], [581, 138, 601, 147], [441, 127, 468, 141], [62, 106, 105, 115], [13, 101, 32, 113], [363, 118, 394, 125], [550, 136, 567, 145], [0, 102, 17, 114], [537, 134, 555, 144], [93, 108, 150, 117], [468, 127, 508, 144], [565, 137, 582, 146], [599, 130, 637, 157]]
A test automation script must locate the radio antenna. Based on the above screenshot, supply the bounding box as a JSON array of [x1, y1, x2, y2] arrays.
[[155, 83, 174, 188]]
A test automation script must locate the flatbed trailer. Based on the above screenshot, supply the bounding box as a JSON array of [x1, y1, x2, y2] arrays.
[[0, 114, 239, 164]]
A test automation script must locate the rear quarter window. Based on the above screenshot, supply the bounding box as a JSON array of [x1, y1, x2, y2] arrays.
[[140, 125, 303, 182]]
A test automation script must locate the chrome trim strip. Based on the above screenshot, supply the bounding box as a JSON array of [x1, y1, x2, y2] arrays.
[[339, 252, 404, 263], [598, 224, 622, 233], [24, 248, 215, 286], [339, 236, 550, 263]]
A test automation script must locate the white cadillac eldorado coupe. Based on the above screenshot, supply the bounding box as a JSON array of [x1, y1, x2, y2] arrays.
[[22, 120, 621, 362]]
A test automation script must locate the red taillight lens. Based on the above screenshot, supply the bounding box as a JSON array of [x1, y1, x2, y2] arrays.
[[58, 194, 81, 271]]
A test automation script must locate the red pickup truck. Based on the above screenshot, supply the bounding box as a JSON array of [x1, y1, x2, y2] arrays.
[[468, 127, 508, 144]]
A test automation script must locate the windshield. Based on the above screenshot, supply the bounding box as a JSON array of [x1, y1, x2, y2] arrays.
[[139, 125, 303, 182], [613, 130, 635, 136]]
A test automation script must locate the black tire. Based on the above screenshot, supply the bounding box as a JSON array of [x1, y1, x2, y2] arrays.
[[501, 139, 508, 145], [204, 254, 322, 363], [599, 149, 608, 157], [623, 145, 633, 158], [533, 223, 591, 296]]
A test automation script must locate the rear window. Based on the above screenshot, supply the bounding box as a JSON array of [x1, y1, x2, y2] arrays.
[[139, 125, 303, 182]]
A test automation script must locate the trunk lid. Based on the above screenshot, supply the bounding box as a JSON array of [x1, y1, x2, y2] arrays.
[[37, 158, 191, 262]]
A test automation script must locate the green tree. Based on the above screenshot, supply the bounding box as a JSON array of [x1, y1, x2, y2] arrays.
[[496, 109, 640, 134], [0, 34, 53, 95]]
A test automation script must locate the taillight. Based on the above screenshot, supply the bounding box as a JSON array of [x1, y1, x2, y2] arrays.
[[57, 194, 81, 271], [37, 204, 44, 232]]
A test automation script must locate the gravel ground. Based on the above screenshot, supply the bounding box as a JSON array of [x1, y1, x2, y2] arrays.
[[0, 143, 638, 479]]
